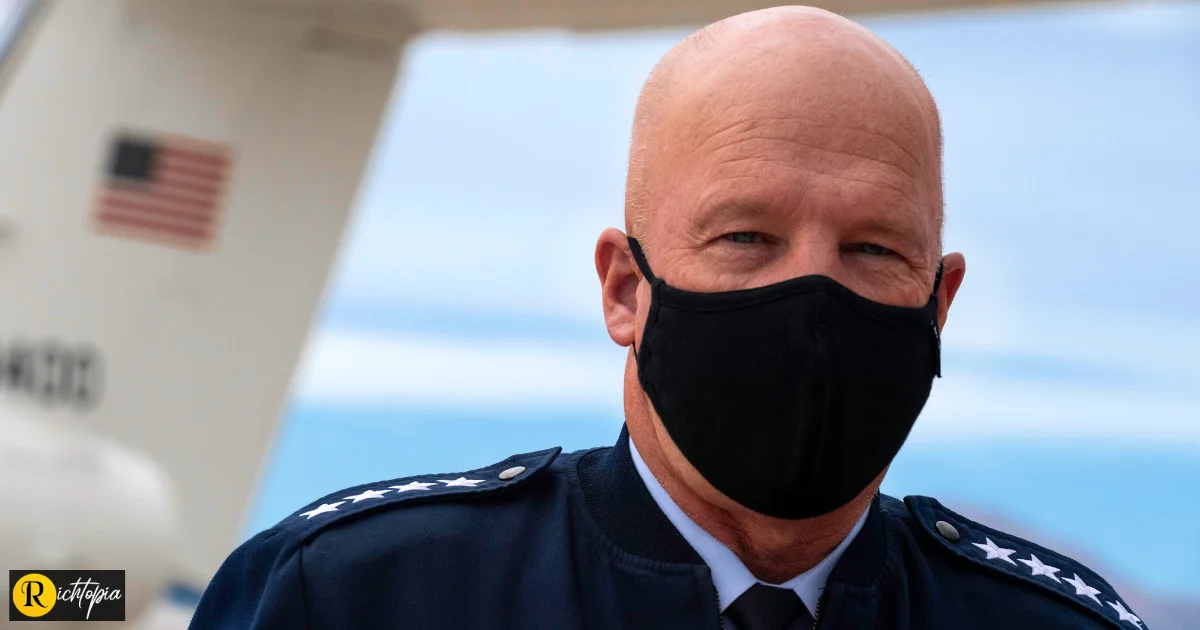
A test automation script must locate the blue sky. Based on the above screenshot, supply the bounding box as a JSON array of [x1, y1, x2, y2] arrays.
[[252, 0, 1199, 601]]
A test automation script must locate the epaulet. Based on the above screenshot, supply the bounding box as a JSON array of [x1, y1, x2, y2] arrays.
[[904, 496, 1145, 630], [270, 447, 562, 544]]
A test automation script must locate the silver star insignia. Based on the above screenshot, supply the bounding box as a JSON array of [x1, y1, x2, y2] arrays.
[[1063, 574, 1102, 606], [1018, 554, 1061, 583], [1107, 601, 1142, 628], [391, 481, 436, 492], [439, 477, 485, 488], [344, 489, 391, 503], [300, 501, 344, 519], [972, 537, 1018, 565]]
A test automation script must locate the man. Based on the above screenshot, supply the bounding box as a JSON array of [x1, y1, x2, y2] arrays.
[[191, 7, 1144, 630]]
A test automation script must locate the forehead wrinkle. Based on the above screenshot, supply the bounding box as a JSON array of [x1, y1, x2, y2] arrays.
[[684, 102, 930, 191], [702, 138, 927, 216], [704, 134, 923, 200]]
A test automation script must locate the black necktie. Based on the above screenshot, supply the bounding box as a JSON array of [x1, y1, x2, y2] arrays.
[[723, 584, 813, 630]]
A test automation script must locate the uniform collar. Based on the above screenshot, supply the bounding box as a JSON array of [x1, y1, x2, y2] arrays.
[[628, 436, 869, 616], [575, 426, 704, 565], [574, 425, 888, 592]]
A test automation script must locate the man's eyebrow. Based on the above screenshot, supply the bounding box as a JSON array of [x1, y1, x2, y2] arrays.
[[690, 200, 774, 234], [844, 207, 932, 253]]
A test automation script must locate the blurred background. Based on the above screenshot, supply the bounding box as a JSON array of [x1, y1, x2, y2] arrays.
[[0, 0, 1197, 628]]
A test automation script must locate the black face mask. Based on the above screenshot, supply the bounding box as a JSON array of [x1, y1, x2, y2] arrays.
[[629, 237, 943, 519]]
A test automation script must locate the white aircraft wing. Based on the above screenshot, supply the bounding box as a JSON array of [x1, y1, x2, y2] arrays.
[[248, 0, 1050, 32]]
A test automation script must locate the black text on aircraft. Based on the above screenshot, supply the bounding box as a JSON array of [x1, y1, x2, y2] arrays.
[[0, 339, 103, 410]]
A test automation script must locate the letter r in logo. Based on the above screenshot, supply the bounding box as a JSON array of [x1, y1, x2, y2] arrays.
[[21, 580, 45, 607]]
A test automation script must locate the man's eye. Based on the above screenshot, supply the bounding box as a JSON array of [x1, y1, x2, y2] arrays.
[[857, 243, 893, 256], [724, 232, 760, 244]]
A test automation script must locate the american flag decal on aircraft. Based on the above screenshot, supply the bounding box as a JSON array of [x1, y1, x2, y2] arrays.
[[93, 132, 232, 250]]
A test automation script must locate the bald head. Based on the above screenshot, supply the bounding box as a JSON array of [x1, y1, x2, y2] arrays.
[[625, 6, 943, 258]]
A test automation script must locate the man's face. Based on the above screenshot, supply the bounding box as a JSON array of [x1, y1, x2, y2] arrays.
[[595, 20, 967, 524]]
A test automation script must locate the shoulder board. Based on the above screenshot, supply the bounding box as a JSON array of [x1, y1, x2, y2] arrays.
[[272, 447, 562, 543], [904, 496, 1145, 630]]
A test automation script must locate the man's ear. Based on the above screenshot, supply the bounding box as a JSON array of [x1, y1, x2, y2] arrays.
[[936, 252, 966, 331], [595, 228, 641, 347]]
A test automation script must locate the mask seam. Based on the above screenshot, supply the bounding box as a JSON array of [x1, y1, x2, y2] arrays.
[[658, 289, 938, 329]]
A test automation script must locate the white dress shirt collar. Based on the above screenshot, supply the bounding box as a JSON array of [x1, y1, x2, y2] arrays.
[[629, 436, 869, 616]]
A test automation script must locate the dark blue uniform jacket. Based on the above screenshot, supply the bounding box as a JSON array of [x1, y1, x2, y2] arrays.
[[191, 429, 1146, 629]]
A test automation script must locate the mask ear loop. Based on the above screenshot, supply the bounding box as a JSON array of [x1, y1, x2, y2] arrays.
[[931, 258, 945, 378], [626, 237, 657, 367], [626, 237, 658, 284]]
